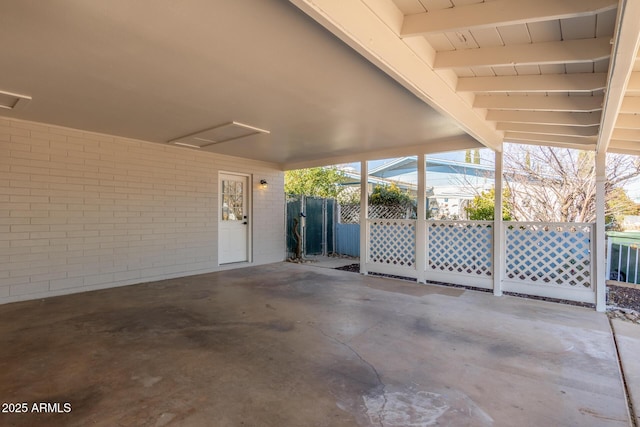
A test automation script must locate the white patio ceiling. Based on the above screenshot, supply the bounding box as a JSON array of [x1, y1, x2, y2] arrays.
[[292, 0, 640, 158], [1, 1, 639, 169]]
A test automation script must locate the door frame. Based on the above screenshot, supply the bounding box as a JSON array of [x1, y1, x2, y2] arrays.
[[218, 171, 253, 265]]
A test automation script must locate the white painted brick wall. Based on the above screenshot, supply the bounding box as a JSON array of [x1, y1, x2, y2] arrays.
[[0, 118, 285, 303]]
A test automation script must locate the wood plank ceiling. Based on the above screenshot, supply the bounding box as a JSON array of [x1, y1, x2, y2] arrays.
[[292, 0, 640, 155]]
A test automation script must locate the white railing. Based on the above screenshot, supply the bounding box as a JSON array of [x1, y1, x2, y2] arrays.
[[363, 219, 596, 304], [426, 220, 494, 289], [607, 239, 640, 284]]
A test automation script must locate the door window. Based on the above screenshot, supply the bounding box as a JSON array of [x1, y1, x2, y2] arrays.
[[222, 179, 244, 221]]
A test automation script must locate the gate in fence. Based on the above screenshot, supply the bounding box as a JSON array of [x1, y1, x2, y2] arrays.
[[286, 195, 334, 258]]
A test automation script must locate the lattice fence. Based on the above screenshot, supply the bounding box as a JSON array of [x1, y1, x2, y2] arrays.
[[368, 219, 416, 268], [339, 203, 415, 223], [427, 221, 493, 276], [339, 203, 360, 224], [504, 222, 593, 288]]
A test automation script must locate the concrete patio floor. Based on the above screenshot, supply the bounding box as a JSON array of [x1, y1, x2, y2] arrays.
[[0, 263, 633, 426]]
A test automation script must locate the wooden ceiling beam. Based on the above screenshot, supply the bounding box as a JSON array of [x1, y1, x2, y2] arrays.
[[597, 0, 640, 152], [458, 73, 607, 93], [496, 123, 599, 137], [628, 73, 640, 95], [615, 113, 640, 129], [474, 95, 603, 111], [505, 132, 597, 148], [612, 128, 640, 141], [487, 110, 602, 126], [401, 0, 616, 37], [620, 97, 640, 113], [608, 139, 640, 152], [435, 37, 611, 69]]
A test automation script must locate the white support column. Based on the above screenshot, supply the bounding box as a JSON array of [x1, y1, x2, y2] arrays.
[[493, 148, 504, 296], [359, 160, 368, 275], [416, 154, 427, 283], [595, 151, 606, 312]]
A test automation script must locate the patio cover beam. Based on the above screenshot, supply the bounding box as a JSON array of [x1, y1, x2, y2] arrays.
[[474, 95, 604, 112], [620, 97, 640, 113], [497, 123, 599, 137], [628, 73, 640, 94], [281, 134, 483, 170], [614, 114, 640, 129], [612, 128, 640, 141], [401, 0, 615, 37], [289, 0, 503, 152], [597, 0, 640, 153], [504, 132, 597, 147], [608, 139, 640, 154], [434, 38, 611, 69], [487, 110, 602, 126], [458, 73, 607, 93]]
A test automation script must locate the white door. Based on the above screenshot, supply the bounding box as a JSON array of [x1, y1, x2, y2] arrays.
[[219, 173, 249, 264]]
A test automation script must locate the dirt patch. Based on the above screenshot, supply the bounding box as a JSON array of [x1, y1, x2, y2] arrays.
[[608, 285, 640, 312], [608, 285, 640, 324]]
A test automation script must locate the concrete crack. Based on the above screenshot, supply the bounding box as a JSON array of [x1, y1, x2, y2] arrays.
[[608, 317, 638, 427], [311, 325, 388, 427]]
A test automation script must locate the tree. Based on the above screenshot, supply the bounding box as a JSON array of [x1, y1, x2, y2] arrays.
[[503, 145, 640, 223], [285, 167, 347, 197], [607, 187, 640, 229], [369, 183, 413, 205], [465, 188, 512, 220]]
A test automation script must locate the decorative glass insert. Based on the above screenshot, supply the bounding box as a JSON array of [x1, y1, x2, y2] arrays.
[[221, 179, 244, 221]]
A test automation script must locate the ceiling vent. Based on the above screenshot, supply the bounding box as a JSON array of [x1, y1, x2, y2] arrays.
[[0, 90, 31, 111], [170, 121, 270, 148]]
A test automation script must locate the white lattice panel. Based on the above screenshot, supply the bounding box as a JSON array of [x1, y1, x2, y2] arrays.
[[368, 219, 416, 268], [505, 223, 593, 288], [427, 221, 493, 276]]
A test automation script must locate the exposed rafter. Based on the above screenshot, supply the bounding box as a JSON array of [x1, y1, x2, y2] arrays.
[[505, 132, 597, 147], [289, 0, 503, 151], [496, 123, 599, 137], [597, 0, 640, 152], [458, 73, 607, 93], [401, 0, 616, 37], [474, 95, 603, 112], [615, 113, 640, 129], [435, 37, 611, 69], [487, 110, 602, 126], [608, 139, 640, 153], [612, 128, 640, 141], [620, 97, 640, 113], [628, 73, 640, 94]]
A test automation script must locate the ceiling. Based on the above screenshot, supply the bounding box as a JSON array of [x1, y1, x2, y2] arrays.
[[1, 1, 639, 170], [292, 0, 640, 156], [0, 0, 477, 169]]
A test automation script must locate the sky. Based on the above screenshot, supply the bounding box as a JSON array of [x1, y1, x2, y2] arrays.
[[337, 145, 640, 203]]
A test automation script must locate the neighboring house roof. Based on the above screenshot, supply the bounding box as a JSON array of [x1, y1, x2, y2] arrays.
[[368, 156, 495, 179]]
